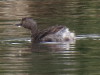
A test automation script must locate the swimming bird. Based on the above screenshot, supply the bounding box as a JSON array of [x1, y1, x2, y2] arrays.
[[16, 17, 75, 43]]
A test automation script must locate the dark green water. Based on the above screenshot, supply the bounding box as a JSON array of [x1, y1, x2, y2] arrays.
[[0, 0, 100, 75]]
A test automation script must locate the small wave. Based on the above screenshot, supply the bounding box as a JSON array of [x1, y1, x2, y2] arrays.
[[76, 34, 100, 40], [0, 38, 31, 45]]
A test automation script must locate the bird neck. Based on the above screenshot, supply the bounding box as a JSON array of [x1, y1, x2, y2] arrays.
[[31, 24, 38, 37]]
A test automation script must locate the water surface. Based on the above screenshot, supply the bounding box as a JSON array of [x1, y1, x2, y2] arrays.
[[0, 0, 100, 75]]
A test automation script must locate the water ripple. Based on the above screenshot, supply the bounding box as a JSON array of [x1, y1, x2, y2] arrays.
[[76, 34, 100, 40]]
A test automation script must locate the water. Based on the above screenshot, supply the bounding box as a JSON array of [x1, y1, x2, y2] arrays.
[[0, 0, 100, 75]]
